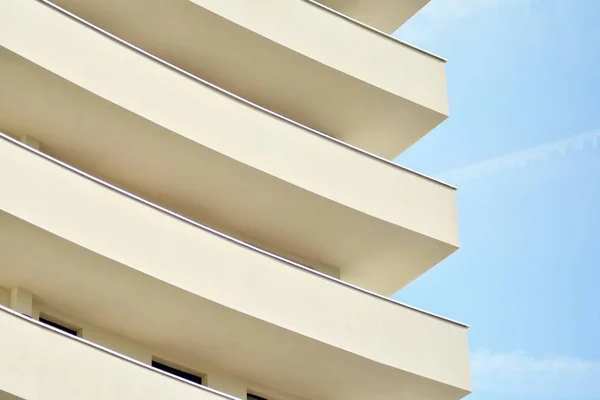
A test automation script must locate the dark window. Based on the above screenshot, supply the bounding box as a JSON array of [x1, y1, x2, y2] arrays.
[[247, 394, 268, 400], [152, 360, 203, 385], [39, 317, 79, 336]]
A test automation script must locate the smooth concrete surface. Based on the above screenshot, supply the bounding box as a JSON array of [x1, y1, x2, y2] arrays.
[[316, 0, 429, 33], [151, 336, 305, 400], [31, 301, 278, 399], [0, 0, 459, 294], [0, 389, 24, 400], [0, 307, 235, 400], [34, 302, 153, 365], [9, 288, 33, 316], [0, 286, 9, 308], [2, 283, 296, 400], [49, 0, 447, 158], [203, 374, 247, 400], [17, 134, 40, 150], [0, 138, 471, 399]]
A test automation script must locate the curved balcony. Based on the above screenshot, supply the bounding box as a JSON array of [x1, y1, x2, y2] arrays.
[[0, 135, 470, 400], [0, 306, 235, 400], [315, 0, 429, 33], [0, 0, 458, 295], [49, 0, 447, 159]]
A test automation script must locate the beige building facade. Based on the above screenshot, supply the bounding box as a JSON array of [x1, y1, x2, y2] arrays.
[[0, 1, 470, 399]]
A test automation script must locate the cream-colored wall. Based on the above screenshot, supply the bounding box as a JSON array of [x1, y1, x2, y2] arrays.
[[33, 302, 153, 364], [52, 0, 446, 159], [1, 283, 307, 400], [191, 0, 447, 115], [0, 0, 458, 246], [3, 289, 153, 364], [0, 306, 231, 400], [0, 0, 459, 294], [153, 348, 306, 400], [0, 137, 471, 399], [1, 289, 301, 400], [317, 0, 428, 33], [226, 230, 340, 279], [0, 286, 9, 307], [0, 2, 469, 399], [9, 287, 33, 316]]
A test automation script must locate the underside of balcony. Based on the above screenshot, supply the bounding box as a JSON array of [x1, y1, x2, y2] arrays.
[[0, 29, 458, 295], [50, 0, 447, 159]]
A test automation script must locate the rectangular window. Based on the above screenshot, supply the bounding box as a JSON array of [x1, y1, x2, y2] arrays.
[[152, 360, 203, 385], [247, 394, 268, 400], [39, 316, 79, 336]]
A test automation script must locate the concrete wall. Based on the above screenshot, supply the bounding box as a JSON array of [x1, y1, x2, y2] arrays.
[[0, 15, 458, 295], [0, 285, 299, 400], [52, 0, 446, 158], [0, 305, 232, 400], [0, 285, 267, 398], [0, 286, 9, 307], [0, 136, 470, 399], [33, 303, 153, 365], [317, 0, 429, 33]]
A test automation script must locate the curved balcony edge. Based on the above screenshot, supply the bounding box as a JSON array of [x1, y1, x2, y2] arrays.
[[37, 0, 456, 191], [0, 132, 468, 329], [302, 0, 447, 62], [0, 304, 238, 400]]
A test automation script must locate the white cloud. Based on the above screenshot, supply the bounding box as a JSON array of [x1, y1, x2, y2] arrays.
[[436, 129, 600, 185], [472, 348, 600, 398]]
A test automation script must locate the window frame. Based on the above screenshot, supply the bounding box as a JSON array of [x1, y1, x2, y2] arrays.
[[151, 358, 204, 385]]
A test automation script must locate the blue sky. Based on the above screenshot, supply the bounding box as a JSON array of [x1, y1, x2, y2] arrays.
[[391, 1, 600, 399]]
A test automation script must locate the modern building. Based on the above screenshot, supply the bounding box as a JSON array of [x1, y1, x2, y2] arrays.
[[0, 0, 470, 399]]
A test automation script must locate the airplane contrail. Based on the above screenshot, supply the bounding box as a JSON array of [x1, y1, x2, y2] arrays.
[[436, 129, 600, 184]]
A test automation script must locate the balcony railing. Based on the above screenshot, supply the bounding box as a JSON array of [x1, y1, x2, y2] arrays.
[[0, 131, 466, 328], [302, 0, 445, 61], [0, 304, 237, 400], [35, 0, 454, 190]]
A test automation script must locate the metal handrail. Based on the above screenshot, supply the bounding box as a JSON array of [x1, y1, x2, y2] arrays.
[[0, 304, 239, 400], [0, 132, 468, 328], [36, 0, 457, 190]]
